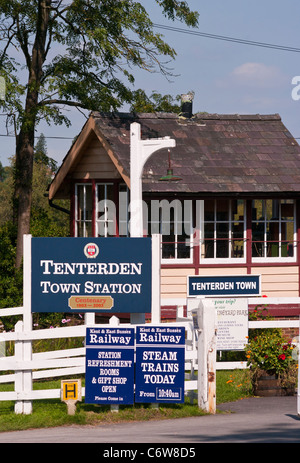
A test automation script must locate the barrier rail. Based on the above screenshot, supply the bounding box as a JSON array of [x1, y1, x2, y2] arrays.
[[0, 299, 299, 413]]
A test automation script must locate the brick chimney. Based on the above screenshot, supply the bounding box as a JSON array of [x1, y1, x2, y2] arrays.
[[181, 92, 194, 118]]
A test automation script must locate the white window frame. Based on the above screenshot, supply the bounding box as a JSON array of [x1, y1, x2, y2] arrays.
[[251, 199, 297, 263], [75, 183, 93, 237], [199, 199, 247, 264], [147, 199, 193, 264], [161, 200, 193, 264], [96, 183, 116, 237]]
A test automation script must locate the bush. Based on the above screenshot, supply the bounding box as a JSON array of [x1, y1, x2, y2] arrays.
[[0, 222, 23, 331]]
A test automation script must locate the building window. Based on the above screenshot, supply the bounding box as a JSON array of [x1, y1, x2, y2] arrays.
[[119, 184, 130, 237], [75, 183, 93, 237], [75, 182, 129, 238], [147, 199, 193, 263], [252, 199, 296, 261], [201, 199, 246, 262], [96, 183, 115, 237]]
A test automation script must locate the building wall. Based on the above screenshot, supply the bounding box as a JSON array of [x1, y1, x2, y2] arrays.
[[66, 134, 300, 306], [160, 264, 299, 300], [70, 133, 121, 180], [251, 266, 299, 297], [161, 267, 195, 300]]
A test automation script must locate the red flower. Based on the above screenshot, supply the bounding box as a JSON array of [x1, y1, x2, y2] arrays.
[[278, 354, 286, 360]]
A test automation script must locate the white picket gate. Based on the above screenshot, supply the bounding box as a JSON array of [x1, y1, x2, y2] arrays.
[[0, 298, 299, 413]]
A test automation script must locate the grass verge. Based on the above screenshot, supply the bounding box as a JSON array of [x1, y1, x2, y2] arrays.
[[0, 369, 253, 432]]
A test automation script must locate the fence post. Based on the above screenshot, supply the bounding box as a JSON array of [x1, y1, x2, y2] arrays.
[[187, 298, 217, 414], [22, 234, 33, 414], [151, 234, 161, 324], [85, 313, 95, 325], [197, 299, 217, 414], [109, 316, 120, 412], [14, 320, 24, 414]]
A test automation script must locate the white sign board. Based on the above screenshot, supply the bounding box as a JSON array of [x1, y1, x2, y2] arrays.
[[213, 298, 248, 350]]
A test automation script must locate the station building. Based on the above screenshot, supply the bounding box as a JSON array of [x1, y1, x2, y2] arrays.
[[48, 107, 300, 320]]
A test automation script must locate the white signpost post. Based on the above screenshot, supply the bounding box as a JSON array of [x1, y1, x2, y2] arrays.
[[188, 295, 249, 414], [188, 298, 217, 414], [130, 122, 175, 324]]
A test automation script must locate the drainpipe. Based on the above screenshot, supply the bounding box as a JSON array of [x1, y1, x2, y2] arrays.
[[44, 193, 70, 215]]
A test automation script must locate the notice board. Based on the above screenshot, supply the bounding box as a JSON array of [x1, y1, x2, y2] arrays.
[[135, 326, 185, 403], [214, 298, 249, 350], [85, 327, 135, 405], [31, 237, 151, 313]]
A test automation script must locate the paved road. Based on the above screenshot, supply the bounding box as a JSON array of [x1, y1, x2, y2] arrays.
[[0, 396, 299, 444]]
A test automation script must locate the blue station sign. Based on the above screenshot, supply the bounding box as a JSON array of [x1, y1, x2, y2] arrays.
[[31, 237, 152, 313], [85, 327, 135, 405], [135, 326, 185, 403], [188, 275, 261, 297]]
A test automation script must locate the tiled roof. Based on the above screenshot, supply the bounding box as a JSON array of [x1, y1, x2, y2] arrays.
[[92, 111, 300, 196]]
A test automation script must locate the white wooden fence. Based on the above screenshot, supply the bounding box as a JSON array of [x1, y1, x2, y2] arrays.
[[0, 305, 199, 413], [0, 298, 299, 413]]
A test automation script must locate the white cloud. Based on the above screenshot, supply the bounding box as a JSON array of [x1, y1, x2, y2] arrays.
[[216, 62, 287, 89], [231, 62, 285, 88]]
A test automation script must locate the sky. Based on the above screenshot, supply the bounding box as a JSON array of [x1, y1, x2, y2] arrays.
[[1, 0, 300, 168]]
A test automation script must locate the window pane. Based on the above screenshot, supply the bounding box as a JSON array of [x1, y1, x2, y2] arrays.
[[162, 235, 175, 259], [267, 241, 279, 257], [85, 185, 92, 221], [77, 185, 84, 221], [204, 222, 214, 258], [119, 184, 129, 236], [76, 184, 92, 237], [282, 222, 294, 257], [231, 199, 244, 222], [96, 183, 116, 237], [232, 223, 244, 258], [281, 200, 294, 220], [231, 240, 244, 258], [216, 200, 228, 221], [202, 199, 245, 260], [216, 222, 228, 257], [265, 199, 273, 221], [252, 199, 295, 259], [252, 200, 263, 221], [85, 221, 93, 238], [177, 233, 191, 258], [204, 200, 214, 221], [151, 200, 193, 260]]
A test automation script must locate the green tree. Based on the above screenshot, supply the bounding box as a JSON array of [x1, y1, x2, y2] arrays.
[[34, 133, 57, 172], [0, 156, 69, 233], [130, 89, 182, 113], [0, 160, 7, 182], [0, 0, 199, 267]]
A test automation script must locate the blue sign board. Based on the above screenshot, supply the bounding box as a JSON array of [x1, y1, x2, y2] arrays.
[[31, 237, 151, 313], [85, 327, 135, 405], [188, 275, 261, 297], [135, 326, 185, 403]]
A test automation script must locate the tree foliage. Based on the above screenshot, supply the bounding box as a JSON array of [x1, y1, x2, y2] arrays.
[[0, 144, 70, 330], [0, 0, 199, 267], [130, 89, 182, 113]]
